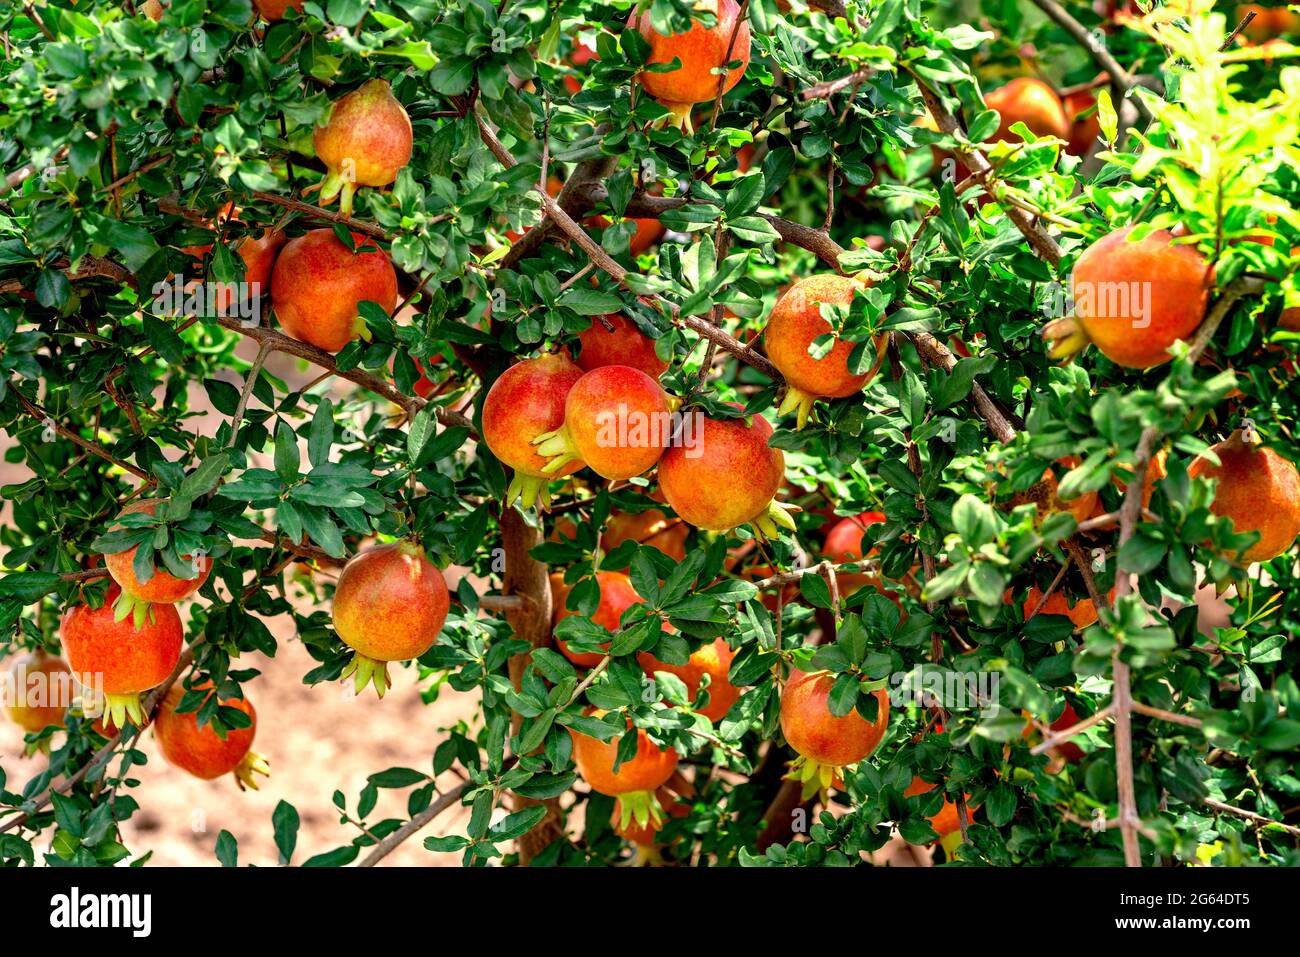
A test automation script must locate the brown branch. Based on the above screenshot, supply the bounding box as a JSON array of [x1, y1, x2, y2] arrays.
[[802, 68, 875, 102], [250, 191, 389, 240], [1202, 797, 1300, 837], [355, 780, 473, 866], [907, 70, 1063, 269], [213, 316, 473, 430], [908, 332, 1017, 443], [1026, 0, 1153, 123], [10, 387, 154, 483], [1130, 701, 1203, 728]]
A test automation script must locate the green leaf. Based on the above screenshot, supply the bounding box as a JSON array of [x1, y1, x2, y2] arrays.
[[272, 800, 300, 865]]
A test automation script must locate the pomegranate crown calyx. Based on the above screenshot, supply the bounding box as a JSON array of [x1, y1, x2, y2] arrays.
[[396, 539, 426, 559]]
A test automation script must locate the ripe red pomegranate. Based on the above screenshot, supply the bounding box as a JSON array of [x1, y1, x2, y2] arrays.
[[657, 406, 791, 537], [1188, 428, 1300, 563], [182, 215, 285, 314], [563, 41, 599, 96], [570, 710, 679, 829], [630, 0, 751, 131], [4, 650, 71, 735], [766, 275, 886, 429], [781, 669, 889, 800], [903, 776, 972, 843], [821, 511, 895, 599], [313, 79, 413, 217], [1063, 89, 1101, 156], [1045, 227, 1213, 368], [482, 354, 586, 509], [575, 314, 669, 380], [1088, 448, 1168, 530], [155, 684, 270, 790], [1019, 585, 1115, 629], [332, 541, 450, 697], [254, 0, 304, 19], [141, 0, 165, 20], [534, 365, 672, 480], [270, 228, 398, 353], [103, 499, 211, 616], [1022, 701, 1087, 764], [61, 588, 183, 730], [985, 77, 1071, 144], [552, 570, 641, 667], [638, 638, 738, 721], [603, 506, 688, 561]]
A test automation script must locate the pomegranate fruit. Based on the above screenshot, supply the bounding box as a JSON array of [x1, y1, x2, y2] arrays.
[[1063, 89, 1100, 156], [766, 275, 886, 429], [657, 406, 792, 537], [271, 228, 398, 353], [313, 79, 413, 217], [984, 77, 1071, 145], [638, 638, 739, 721], [603, 506, 688, 561], [1021, 585, 1106, 629], [332, 541, 450, 696], [780, 669, 890, 799], [821, 511, 899, 600], [575, 314, 669, 380], [1088, 447, 1168, 530], [254, 0, 304, 19], [61, 588, 183, 730], [155, 684, 270, 790], [103, 499, 211, 617], [552, 570, 641, 667], [570, 710, 679, 829], [630, 0, 751, 131], [1188, 428, 1300, 563], [1022, 702, 1086, 764], [482, 354, 586, 509], [904, 776, 970, 840], [3, 650, 71, 735], [534, 365, 673, 480], [1013, 459, 1100, 526], [563, 41, 599, 96], [1045, 226, 1213, 368]]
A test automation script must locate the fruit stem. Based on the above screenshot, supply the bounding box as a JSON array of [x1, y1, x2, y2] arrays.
[[531, 424, 583, 475], [1041, 315, 1090, 363], [234, 749, 271, 791], [100, 692, 148, 732], [341, 652, 391, 698], [776, 384, 819, 431], [750, 499, 796, 542], [505, 471, 553, 511], [783, 753, 843, 803]]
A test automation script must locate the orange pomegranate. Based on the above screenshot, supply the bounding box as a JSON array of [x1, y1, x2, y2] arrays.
[[630, 0, 751, 132], [61, 588, 183, 730], [552, 570, 641, 667], [254, 0, 304, 19], [904, 776, 970, 840], [780, 669, 890, 799], [1188, 428, 1300, 563], [102, 499, 211, 615], [570, 710, 679, 829], [1013, 459, 1100, 526], [611, 787, 688, 865], [575, 314, 670, 380], [483, 354, 586, 509], [1046, 227, 1213, 369], [332, 541, 450, 697], [270, 228, 398, 353], [3, 650, 72, 735], [534, 365, 672, 480], [765, 275, 885, 430], [658, 406, 791, 537], [603, 507, 688, 561], [155, 684, 270, 790], [1063, 89, 1100, 156], [637, 638, 739, 721], [985, 77, 1071, 144], [313, 79, 413, 217]]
